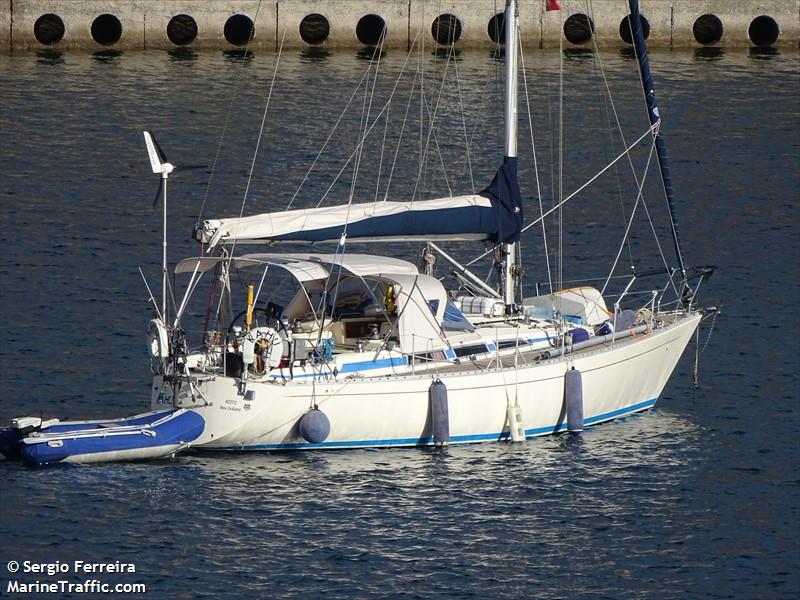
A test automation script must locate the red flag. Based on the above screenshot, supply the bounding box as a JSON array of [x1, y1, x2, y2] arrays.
[[546, 0, 561, 10]]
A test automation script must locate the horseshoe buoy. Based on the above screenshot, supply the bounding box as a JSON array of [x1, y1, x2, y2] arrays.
[[245, 327, 283, 372], [383, 284, 397, 314], [148, 319, 170, 373]]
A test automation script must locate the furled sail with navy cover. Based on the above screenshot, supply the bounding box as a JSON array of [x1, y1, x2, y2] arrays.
[[478, 156, 524, 244], [199, 162, 524, 248], [628, 0, 685, 275]]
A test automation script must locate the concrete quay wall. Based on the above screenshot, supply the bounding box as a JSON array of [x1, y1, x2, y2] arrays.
[[3, 1, 798, 51]]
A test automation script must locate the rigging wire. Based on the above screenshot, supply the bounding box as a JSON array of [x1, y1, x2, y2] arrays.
[[418, 14, 425, 201], [374, 95, 391, 203], [626, 0, 687, 281], [286, 66, 374, 211], [558, 10, 564, 297], [600, 132, 659, 295], [411, 14, 451, 202], [585, 7, 680, 299], [197, 0, 264, 227], [586, 0, 635, 270], [413, 84, 454, 198], [211, 30, 285, 332], [383, 64, 419, 199], [465, 122, 661, 268], [451, 45, 476, 194], [315, 36, 420, 207], [315, 34, 387, 357], [519, 39, 553, 297], [227, 28, 287, 265], [348, 36, 385, 210]]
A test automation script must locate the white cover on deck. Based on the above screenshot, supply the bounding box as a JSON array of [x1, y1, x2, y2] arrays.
[[522, 287, 613, 326]]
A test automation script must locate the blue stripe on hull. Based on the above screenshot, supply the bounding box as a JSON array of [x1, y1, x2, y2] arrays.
[[211, 398, 657, 451]]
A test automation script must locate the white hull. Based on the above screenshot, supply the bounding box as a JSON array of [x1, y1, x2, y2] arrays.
[[156, 312, 700, 450]]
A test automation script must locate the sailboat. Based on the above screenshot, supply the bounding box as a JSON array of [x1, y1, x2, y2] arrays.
[[138, 0, 714, 451], [1, 0, 715, 462]]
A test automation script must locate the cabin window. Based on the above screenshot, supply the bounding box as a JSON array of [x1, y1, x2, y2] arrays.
[[328, 277, 384, 318], [442, 301, 474, 332]]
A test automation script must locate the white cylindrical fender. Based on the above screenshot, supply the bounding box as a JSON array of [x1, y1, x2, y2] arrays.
[[565, 367, 584, 433], [242, 336, 256, 366]]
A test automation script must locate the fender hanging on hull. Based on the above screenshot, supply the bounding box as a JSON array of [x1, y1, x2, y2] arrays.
[[430, 379, 450, 446], [565, 368, 584, 433]]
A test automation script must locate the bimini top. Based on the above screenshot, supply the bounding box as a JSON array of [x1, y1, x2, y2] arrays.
[[197, 157, 524, 248], [174, 253, 418, 281]]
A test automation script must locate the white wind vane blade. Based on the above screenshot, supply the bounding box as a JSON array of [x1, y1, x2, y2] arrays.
[[143, 131, 164, 174], [143, 130, 174, 175]]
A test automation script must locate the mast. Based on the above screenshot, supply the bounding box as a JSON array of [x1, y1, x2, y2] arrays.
[[502, 0, 519, 307], [628, 0, 687, 281]]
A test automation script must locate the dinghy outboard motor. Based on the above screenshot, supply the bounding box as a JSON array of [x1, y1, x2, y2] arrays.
[[1, 417, 62, 460], [0, 427, 23, 460]]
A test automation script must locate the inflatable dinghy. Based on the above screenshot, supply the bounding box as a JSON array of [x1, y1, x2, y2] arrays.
[[0, 409, 204, 466]]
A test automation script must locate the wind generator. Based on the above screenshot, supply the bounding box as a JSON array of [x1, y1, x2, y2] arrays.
[[143, 130, 175, 323]]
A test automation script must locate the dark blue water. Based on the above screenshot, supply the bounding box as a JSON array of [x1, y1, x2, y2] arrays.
[[1, 47, 798, 598]]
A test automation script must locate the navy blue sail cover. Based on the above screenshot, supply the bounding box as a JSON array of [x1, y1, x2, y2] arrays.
[[479, 156, 524, 244], [265, 199, 499, 243], [203, 159, 524, 246]]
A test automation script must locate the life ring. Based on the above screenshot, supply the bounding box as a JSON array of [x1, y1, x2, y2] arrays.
[[245, 327, 284, 371], [148, 318, 170, 373], [383, 285, 397, 314]]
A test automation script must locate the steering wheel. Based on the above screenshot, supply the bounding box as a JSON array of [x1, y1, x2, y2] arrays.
[[226, 307, 274, 343]]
